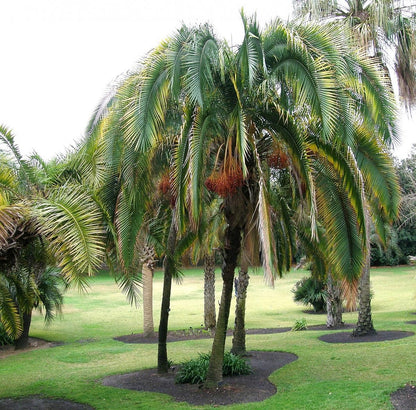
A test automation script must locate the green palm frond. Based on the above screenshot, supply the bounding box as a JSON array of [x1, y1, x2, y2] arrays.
[[0, 278, 21, 338], [34, 186, 106, 289], [314, 153, 364, 281], [172, 108, 192, 232], [184, 25, 218, 107], [189, 109, 212, 224], [354, 126, 400, 221], [122, 52, 170, 152], [238, 12, 265, 89]]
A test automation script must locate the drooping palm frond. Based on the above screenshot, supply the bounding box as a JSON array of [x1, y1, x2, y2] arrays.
[[353, 125, 400, 222], [34, 186, 106, 289], [0, 277, 21, 338], [183, 25, 218, 108], [265, 23, 341, 141], [238, 12, 266, 89], [313, 151, 364, 281]]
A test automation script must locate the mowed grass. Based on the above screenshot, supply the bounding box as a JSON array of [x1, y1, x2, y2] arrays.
[[1, 266, 415, 409]]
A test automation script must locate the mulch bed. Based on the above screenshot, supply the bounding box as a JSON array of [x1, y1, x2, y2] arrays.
[[405, 320, 416, 325], [2, 325, 415, 408], [102, 350, 298, 406], [114, 323, 354, 344], [0, 396, 93, 410], [391, 383, 416, 410], [319, 330, 414, 343]]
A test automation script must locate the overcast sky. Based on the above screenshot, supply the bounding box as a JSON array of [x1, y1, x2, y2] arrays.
[[1, 0, 414, 160]]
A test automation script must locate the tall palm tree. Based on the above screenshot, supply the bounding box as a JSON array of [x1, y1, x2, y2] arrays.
[[294, 0, 407, 335], [103, 14, 398, 387]]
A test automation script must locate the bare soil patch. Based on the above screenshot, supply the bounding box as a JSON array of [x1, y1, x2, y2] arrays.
[[102, 350, 297, 406], [319, 330, 414, 343], [0, 337, 62, 359], [391, 383, 416, 409], [0, 396, 93, 410]]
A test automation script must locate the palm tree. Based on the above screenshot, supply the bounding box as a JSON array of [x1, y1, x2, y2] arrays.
[[294, 0, 407, 335], [103, 14, 398, 387], [0, 125, 106, 346]]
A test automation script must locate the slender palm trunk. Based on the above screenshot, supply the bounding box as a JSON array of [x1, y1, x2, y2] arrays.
[[157, 215, 177, 373], [203, 253, 216, 331], [204, 224, 241, 388], [353, 209, 376, 336], [142, 263, 154, 338], [326, 272, 343, 328], [14, 311, 32, 350], [231, 259, 249, 355]]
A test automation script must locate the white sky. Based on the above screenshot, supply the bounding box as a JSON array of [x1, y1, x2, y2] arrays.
[[0, 0, 414, 160]]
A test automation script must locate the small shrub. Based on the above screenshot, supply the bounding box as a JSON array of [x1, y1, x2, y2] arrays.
[[292, 276, 327, 312], [222, 352, 252, 377], [292, 318, 307, 331], [175, 353, 210, 384], [175, 352, 251, 384]]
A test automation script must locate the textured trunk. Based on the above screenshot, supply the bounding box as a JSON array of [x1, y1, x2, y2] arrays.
[[231, 260, 249, 355], [157, 216, 177, 373], [203, 254, 216, 331], [353, 256, 376, 336], [142, 264, 154, 338], [204, 224, 241, 388], [353, 210, 376, 336], [14, 311, 32, 350], [326, 272, 343, 328]]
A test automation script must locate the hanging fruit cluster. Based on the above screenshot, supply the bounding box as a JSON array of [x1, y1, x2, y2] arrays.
[[158, 174, 170, 195], [268, 147, 289, 169], [205, 163, 244, 197], [158, 173, 176, 207]]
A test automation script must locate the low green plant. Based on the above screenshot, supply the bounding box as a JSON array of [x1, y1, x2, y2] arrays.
[[292, 318, 307, 331], [175, 353, 210, 384], [222, 352, 252, 377], [292, 276, 327, 312], [175, 351, 252, 384]]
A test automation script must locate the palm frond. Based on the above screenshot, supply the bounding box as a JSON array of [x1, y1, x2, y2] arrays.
[[34, 186, 106, 289]]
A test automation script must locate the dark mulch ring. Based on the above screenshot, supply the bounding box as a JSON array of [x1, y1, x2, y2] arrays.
[[0, 396, 93, 410], [319, 330, 414, 343], [115, 323, 354, 344], [391, 383, 416, 410], [102, 350, 298, 406]]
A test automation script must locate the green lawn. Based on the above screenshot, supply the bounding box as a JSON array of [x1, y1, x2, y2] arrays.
[[1, 266, 415, 409]]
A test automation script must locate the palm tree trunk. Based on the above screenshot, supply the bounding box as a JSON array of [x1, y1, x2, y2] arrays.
[[353, 255, 376, 336], [204, 253, 216, 331], [142, 263, 154, 338], [157, 215, 177, 373], [353, 210, 376, 336], [326, 272, 343, 328], [231, 260, 249, 355], [14, 311, 32, 350], [204, 224, 241, 388]]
